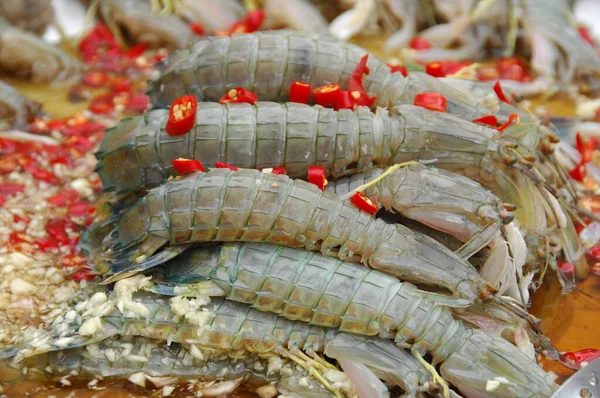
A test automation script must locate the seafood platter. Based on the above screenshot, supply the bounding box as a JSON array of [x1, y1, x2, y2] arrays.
[[1, 0, 600, 397]]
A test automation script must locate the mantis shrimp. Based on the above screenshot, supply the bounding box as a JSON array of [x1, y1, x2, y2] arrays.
[[5, 282, 442, 398]]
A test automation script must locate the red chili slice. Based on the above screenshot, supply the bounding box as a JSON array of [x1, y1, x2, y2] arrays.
[[189, 22, 205, 36], [289, 82, 311, 104], [218, 87, 258, 105], [426, 60, 473, 78], [82, 71, 107, 87], [307, 166, 328, 190], [125, 43, 147, 59], [578, 25, 596, 47], [72, 270, 95, 282], [493, 81, 512, 104], [334, 91, 356, 110], [214, 162, 239, 171], [68, 202, 96, 218], [414, 92, 447, 112], [245, 9, 265, 31], [409, 37, 431, 50], [471, 115, 498, 126], [351, 192, 378, 214], [560, 349, 600, 370], [271, 167, 286, 175], [46, 189, 80, 207], [576, 133, 597, 163], [171, 158, 204, 174], [348, 55, 376, 107], [313, 84, 342, 107], [166, 95, 197, 136], [569, 162, 586, 182], [0, 183, 25, 196], [388, 64, 408, 77], [497, 113, 519, 132]]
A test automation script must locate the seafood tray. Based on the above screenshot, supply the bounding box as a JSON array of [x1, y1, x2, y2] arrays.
[[0, 1, 600, 397]]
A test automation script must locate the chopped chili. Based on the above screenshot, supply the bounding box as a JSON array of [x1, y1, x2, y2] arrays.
[[171, 158, 204, 174], [496, 58, 531, 82], [496, 113, 519, 132], [578, 25, 596, 47], [560, 349, 600, 370], [426, 60, 472, 78], [82, 71, 107, 87], [335, 91, 356, 110], [576, 133, 597, 163], [388, 64, 408, 77], [351, 192, 378, 214], [569, 162, 586, 182], [313, 84, 342, 107], [125, 43, 147, 60], [214, 161, 239, 171], [409, 37, 431, 50], [348, 55, 375, 107], [219, 88, 258, 105], [271, 167, 286, 175], [414, 92, 447, 112], [166, 95, 197, 136], [471, 115, 498, 126], [189, 22, 205, 36], [289, 82, 311, 104], [72, 270, 95, 282], [307, 166, 328, 190], [245, 9, 265, 31], [493, 81, 512, 104]]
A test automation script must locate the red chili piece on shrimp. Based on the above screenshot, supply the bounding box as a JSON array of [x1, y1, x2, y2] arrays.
[[497, 114, 519, 132], [471, 115, 498, 126], [214, 162, 239, 171], [351, 192, 378, 214], [171, 158, 204, 174], [493, 81, 512, 104], [560, 349, 600, 370], [307, 166, 328, 191], [166, 96, 197, 136], [289, 82, 311, 104], [219, 88, 258, 105], [414, 92, 447, 112]]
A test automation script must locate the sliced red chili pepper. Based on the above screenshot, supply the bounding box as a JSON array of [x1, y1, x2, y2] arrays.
[[558, 261, 575, 277], [72, 270, 95, 282], [409, 37, 431, 50], [351, 192, 378, 214], [586, 246, 600, 262], [349, 90, 375, 108], [576, 133, 597, 163], [189, 22, 205, 36], [313, 84, 342, 107], [426, 60, 472, 78], [414, 92, 447, 112], [0, 183, 25, 196], [334, 91, 356, 110], [125, 43, 147, 59], [45, 217, 76, 245], [214, 162, 239, 171], [13, 215, 29, 225], [60, 254, 86, 268], [388, 64, 408, 77], [569, 162, 586, 182], [493, 81, 512, 104], [68, 202, 96, 218], [271, 167, 286, 175], [109, 76, 132, 93], [125, 94, 151, 113], [578, 25, 596, 47], [218, 87, 259, 105], [171, 158, 204, 174], [245, 9, 265, 31], [289, 82, 311, 104], [82, 71, 108, 87], [496, 113, 520, 132], [9, 231, 29, 245], [350, 55, 370, 92], [62, 122, 105, 137], [471, 115, 498, 126], [88, 100, 114, 115], [496, 58, 530, 82], [307, 166, 328, 191], [166, 95, 197, 136], [46, 189, 80, 207], [36, 237, 59, 252], [560, 349, 600, 370], [576, 132, 585, 154], [47, 119, 67, 131]]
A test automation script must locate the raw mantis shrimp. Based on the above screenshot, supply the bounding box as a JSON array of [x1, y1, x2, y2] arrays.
[[0, 0, 55, 36], [131, 242, 558, 398], [5, 284, 440, 398], [0, 79, 41, 130], [99, 167, 503, 304], [0, 17, 80, 83], [95, 98, 579, 288], [89, 0, 195, 50]]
